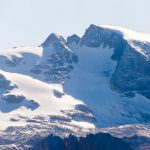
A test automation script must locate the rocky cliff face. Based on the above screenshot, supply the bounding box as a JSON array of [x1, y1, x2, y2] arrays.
[[31, 33, 78, 83], [111, 44, 150, 99], [79, 24, 150, 100], [80, 24, 126, 60], [32, 133, 133, 150]]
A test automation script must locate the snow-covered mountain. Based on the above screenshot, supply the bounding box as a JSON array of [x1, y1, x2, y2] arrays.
[[1, 24, 150, 149]]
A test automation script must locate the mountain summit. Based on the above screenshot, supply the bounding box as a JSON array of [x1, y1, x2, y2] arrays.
[[1, 24, 150, 149]]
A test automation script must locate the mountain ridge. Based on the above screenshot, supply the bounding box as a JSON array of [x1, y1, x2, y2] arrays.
[[1, 24, 150, 149]]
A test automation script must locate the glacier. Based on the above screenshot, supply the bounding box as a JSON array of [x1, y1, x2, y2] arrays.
[[0, 24, 150, 149]]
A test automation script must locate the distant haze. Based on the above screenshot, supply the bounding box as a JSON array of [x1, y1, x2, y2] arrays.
[[0, 0, 150, 49]]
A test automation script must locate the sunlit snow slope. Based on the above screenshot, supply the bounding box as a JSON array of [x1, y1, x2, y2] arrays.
[[64, 45, 150, 126], [1, 24, 150, 132], [65, 24, 150, 126], [0, 42, 95, 131]]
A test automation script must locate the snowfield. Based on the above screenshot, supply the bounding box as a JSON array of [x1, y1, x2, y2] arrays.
[[0, 69, 95, 130], [101, 24, 150, 42], [64, 45, 150, 127], [0, 45, 95, 131], [1, 24, 150, 149]]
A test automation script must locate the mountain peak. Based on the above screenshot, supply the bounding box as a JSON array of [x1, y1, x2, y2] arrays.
[[87, 24, 101, 30], [1, 24, 150, 149], [67, 34, 80, 45], [41, 33, 66, 47], [81, 24, 123, 48]]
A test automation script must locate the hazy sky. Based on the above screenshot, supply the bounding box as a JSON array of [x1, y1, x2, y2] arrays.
[[0, 0, 150, 49]]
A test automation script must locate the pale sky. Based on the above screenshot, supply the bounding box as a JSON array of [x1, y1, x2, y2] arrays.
[[0, 0, 150, 49]]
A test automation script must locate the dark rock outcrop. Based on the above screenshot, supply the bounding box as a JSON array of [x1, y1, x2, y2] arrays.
[[32, 33, 78, 83], [81, 24, 150, 100], [110, 43, 150, 99], [81, 24, 125, 60], [0, 74, 16, 94], [67, 34, 80, 45], [32, 133, 133, 150]]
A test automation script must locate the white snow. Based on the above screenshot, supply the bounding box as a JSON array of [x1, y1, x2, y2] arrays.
[[0, 46, 43, 75], [0, 69, 85, 130], [1, 25, 150, 131], [100, 25, 150, 59], [0, 46, 43, 58], [1, 26, 150, 150], [101, 24, 150, 42], [64, 45, 150, 127], [0, 45, 96, 131], [71, 120, 95, 129]]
